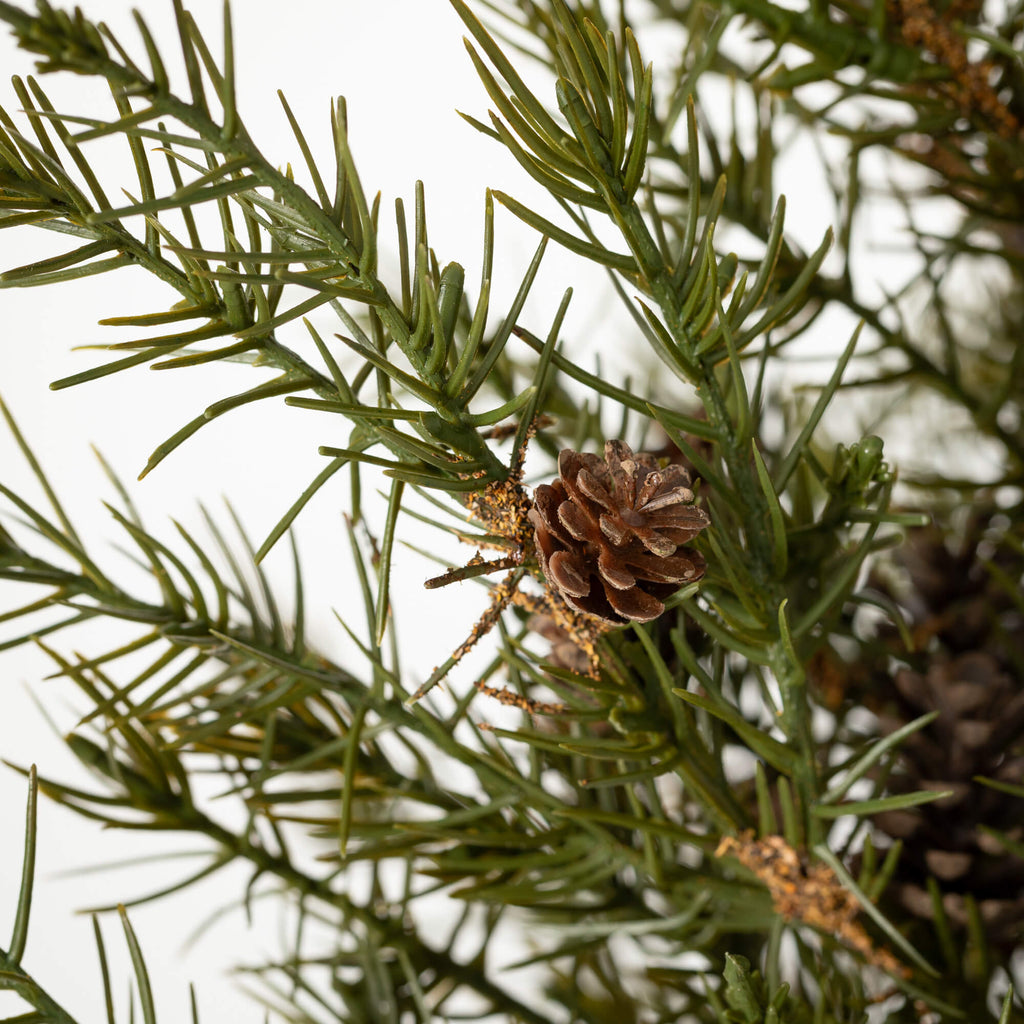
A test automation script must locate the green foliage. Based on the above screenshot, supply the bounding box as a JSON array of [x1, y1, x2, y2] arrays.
[[0, 769, 176, 1024], [1, 0, 1024, 1021]]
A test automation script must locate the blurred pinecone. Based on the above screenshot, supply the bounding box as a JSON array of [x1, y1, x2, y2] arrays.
[[861, 509, 1024, 947], [528, 440, 710, 625], [879, 511, 1024, 663], [876, 652, 1024, 944], [527, 612, 595, 675]]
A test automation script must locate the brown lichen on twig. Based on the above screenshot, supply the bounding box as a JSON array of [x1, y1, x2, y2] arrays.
[[415, 419, 613, 705], [716, 832, 909, 977], [473, 681, 569, 715], [889, 0, 1020, 139]]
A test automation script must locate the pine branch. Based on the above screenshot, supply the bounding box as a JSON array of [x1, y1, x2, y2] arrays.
[[3, 1, 1024, 1019], [0, 768, 176, 1024], [0, 0, 576, 532], [448, 0, 903, 833]]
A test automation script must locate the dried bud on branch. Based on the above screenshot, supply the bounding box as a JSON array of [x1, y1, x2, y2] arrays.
[[529, 440, 710, 624]]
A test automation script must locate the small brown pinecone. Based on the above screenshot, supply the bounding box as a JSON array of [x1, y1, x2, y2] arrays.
[[528, 440, 710, 624]]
